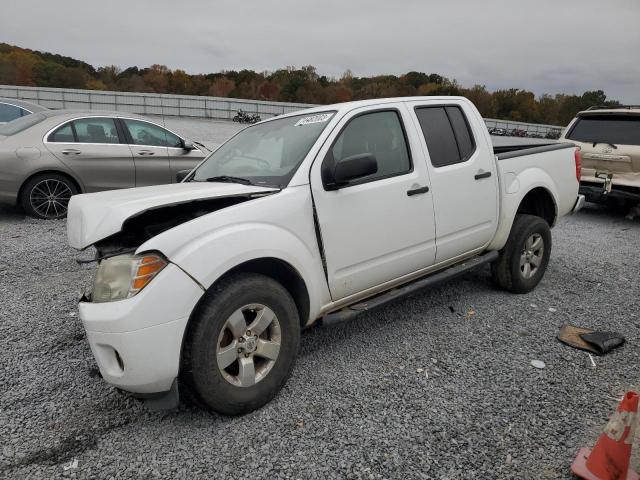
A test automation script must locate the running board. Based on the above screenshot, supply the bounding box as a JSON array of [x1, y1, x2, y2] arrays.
[[322, 251, 499, 326]]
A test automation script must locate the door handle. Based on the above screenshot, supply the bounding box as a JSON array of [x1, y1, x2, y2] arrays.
[[61, 149, 81, 155], [407, 186, 430, 196], [137, 150, 155, 156], [474, 171, 492, 180]]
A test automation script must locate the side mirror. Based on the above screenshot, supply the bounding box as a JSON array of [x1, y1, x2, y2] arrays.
[[326, 153, 377, 189], [176, 169, 192, 183], [182, 139, 195, 151]]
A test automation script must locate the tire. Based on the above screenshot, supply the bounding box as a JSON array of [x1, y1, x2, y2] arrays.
[[491, 214, 552, 293], [20, 173, 78, 219], [182, 273, 300, 415]]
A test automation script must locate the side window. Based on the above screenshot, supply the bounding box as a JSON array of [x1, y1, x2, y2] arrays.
[[73, 118, 120, 144], [20, 108, 32, 117], [48, 123, 76, 143], [123, 119, 182, 148], [0, 103, 23, 123], [446, 106, 475, 160], [415, 106, 476, 167], [328, 110, 411, 183]]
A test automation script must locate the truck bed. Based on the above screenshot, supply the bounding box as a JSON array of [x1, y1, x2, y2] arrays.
[[494, 142, 574, 159]]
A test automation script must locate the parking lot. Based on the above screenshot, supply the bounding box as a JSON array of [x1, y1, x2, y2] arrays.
[[0, 200, 638, 479]]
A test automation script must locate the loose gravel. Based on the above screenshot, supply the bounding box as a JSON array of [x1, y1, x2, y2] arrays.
[[0, 203, 638, 479]]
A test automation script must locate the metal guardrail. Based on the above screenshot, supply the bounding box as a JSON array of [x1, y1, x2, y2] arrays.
[[484, 118, 563, 137], [0, 85, 315, 121], [0, 85, 564, 135]]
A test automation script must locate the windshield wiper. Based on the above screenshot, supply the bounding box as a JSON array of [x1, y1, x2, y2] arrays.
[[592, 141, 618, 149], [205, 175, 254, 185]]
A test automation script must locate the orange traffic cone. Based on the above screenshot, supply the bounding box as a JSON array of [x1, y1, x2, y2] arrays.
[[571, 391, 639, 480]]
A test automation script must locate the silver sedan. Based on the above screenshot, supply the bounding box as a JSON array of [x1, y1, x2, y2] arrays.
[[0, 110, 206, 218]]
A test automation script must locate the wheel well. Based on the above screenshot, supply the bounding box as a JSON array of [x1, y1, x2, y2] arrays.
[[221, 258, 311, 327], [516, 187, 556, 226], [16, 170, 82, 206]]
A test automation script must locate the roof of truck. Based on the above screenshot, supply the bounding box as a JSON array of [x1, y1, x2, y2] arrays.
[[271, 96, 471, 122]]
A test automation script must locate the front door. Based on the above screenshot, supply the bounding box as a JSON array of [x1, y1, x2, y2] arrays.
[[167, 146, 206, 182], [407, 100, 499, 262], [120, 118, 173, 186], [44, 117, 135, 192], [310, 104, 437, 300]]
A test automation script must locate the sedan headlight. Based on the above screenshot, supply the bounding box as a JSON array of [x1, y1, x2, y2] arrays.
[[92, 253, 167, 303]]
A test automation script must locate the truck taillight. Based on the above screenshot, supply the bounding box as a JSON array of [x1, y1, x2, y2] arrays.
[[574, 148, 582, 182]]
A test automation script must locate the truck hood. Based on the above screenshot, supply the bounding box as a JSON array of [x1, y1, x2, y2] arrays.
[[67, 182, 278, 250]]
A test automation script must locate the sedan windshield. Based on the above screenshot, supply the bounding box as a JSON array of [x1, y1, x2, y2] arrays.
[[191, 111, 335, 187]]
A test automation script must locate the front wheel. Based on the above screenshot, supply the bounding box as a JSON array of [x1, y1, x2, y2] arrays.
[[491, 214, 552, 293], [182, 273, 300, 415]]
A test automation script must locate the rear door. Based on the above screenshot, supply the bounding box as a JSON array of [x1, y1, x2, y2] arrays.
[[310, 104, 437, 300], [45, 117, 135, 192], [407, 100, 498, 263], [120, 118, 172, 186]]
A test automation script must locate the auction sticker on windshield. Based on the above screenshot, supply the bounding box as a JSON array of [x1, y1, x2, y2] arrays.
[[295, 113, 334, 126]]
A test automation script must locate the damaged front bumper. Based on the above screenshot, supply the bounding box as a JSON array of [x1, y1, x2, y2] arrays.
[[79, 263, 203, 397]]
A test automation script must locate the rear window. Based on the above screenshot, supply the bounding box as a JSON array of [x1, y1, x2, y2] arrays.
[[567, 115, 640, 146], [0, 113, 46, 136], [415, 106, 476, 167]]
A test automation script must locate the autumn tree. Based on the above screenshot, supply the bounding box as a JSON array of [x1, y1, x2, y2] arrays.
[[0, 42, 623, 126]]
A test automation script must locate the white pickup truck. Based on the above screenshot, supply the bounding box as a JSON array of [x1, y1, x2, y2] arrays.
[[67, 97, 584, 415]]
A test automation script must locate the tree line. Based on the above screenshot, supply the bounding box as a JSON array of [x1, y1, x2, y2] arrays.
[[0, 43, 620, 126]]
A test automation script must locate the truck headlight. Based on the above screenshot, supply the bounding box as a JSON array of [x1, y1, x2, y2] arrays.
[[92, 253, 167, 303]]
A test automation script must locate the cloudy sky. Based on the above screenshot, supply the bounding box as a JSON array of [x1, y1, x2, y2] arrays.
[[2, 0, 639, 102]]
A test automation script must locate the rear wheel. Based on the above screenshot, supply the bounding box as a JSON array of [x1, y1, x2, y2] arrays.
[[182, 273, 300, 415], [20, 173, 78, 219], [491, 214, 552, 293]]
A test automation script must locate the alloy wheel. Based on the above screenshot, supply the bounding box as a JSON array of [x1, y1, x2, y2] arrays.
[[29, 179, 73, 219], [520, 233, 544, 279], [216, 304, 281, 387]]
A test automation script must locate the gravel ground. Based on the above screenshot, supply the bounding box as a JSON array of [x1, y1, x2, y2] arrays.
[[1, 203, 638, 479]]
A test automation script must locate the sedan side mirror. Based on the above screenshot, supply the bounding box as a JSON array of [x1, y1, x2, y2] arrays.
[[325, 153, 378, 190], [176, 169, 192, 182], [182, 139, 195, 151]]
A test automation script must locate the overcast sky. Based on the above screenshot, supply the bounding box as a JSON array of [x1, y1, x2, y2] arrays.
[[2, 0, 639, 102]]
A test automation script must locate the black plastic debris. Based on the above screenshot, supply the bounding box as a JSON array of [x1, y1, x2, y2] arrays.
[[557, 324, 625, 355]]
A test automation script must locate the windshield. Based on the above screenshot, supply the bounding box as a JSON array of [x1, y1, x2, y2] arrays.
[[191, 111, 336, 187], [0, 113, 47, 135], [567, 115, 640, 146]]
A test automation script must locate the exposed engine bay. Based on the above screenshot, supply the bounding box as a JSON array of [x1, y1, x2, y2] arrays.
[[92, 194, 265, 259]]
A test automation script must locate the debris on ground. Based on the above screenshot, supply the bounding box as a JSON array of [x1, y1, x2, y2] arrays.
[[62, 459, 78, 471], [531, 360, 546, 369], [557, 324, 625, 355]]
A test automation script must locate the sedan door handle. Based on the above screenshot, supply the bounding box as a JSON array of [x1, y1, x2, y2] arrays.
[[474, 170, 492, 180], [407, 186, 430, 196], [137, 150, 155, 156], [61, 149, 81, 155]]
